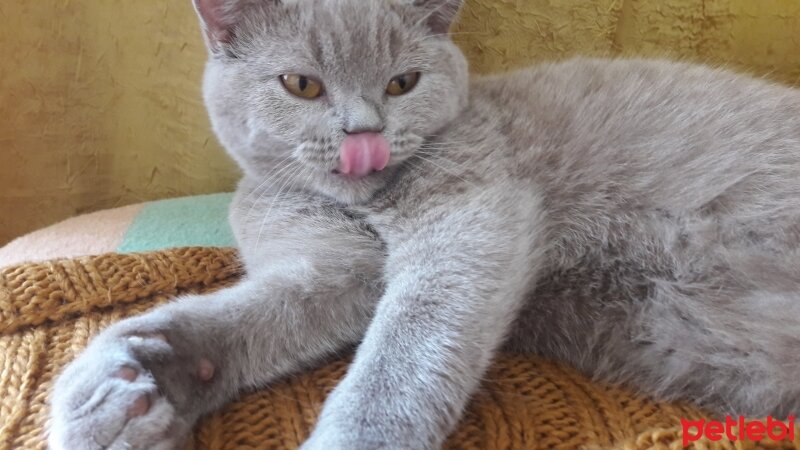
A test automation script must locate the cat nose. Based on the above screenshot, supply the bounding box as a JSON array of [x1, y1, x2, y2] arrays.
[[340, 96, 384, 135]]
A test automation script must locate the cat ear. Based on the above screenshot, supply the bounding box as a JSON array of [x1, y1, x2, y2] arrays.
[[192, 0, 276, 53], [412, 0, 464, 35]]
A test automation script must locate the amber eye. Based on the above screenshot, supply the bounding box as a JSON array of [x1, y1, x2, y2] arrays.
[[386, 72, 421, 96], [280, 74, 324, 99]]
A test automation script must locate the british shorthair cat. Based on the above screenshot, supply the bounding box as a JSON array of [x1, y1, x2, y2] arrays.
[[49, 1, 800, 449]]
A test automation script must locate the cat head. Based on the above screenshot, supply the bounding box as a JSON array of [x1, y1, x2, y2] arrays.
[[193, 0, 469, 204]]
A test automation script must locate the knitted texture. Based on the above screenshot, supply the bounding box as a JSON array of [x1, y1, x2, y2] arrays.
[[1, 247, 797, 450]]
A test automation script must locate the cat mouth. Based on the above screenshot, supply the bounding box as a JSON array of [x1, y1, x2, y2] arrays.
[[335, 133, 391, 178]]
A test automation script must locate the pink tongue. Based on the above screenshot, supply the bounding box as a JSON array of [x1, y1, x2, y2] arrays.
[[338, 133, 391, 177]]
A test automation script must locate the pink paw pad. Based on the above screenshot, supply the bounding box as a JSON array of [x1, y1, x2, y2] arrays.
[[114, 366, 151, 418], [127, 395, 150, 418], [197, 358, 215, 381], [115, 366, 138, 382]]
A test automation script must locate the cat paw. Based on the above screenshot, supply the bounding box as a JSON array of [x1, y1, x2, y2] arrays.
[[49, 320, 215, 450]]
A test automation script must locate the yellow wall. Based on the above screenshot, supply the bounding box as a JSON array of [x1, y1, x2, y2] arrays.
[[2, 0, 799, 245]]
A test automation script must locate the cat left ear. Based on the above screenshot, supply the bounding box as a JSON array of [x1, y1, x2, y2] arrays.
[[412, 0, 464, 35]]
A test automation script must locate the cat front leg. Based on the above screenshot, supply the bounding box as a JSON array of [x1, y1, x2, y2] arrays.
[[303, 188, 545, 450], [49, 203, 386, 450], [48, 269, 379, 450]]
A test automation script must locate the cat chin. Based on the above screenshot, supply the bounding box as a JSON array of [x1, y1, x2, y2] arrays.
[[315, 170, 394, 205]]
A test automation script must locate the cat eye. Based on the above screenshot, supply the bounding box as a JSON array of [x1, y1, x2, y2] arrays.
[[280, 74, 324, 99], [386, 72, 421, 96]]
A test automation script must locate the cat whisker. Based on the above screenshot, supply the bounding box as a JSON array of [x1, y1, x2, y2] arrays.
[[413, 154, 477, 187], [239, 154, 295, 207], [415, 151, 472, 170], [254, 164, 306, 250], [418, 143, 470, 149], [417, 159, 475, 181], [419, 138, 476, 148], [254, 164, 304, 245], [421, 135, 474, 143], [416, 147, 468, 156], [240, 155, 296, 222], [249, 164, 300, 249], [416, 152, 466, 163], [417, 147, 468, 156], [298, 164, 315, 196], [243, 158, 302, 223]]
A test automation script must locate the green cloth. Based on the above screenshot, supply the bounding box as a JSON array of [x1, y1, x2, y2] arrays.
[[118, 193, 236, 253]]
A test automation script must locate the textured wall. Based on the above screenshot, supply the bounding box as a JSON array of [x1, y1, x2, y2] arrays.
[[2, 0, 799, 245], [0, 2, 238, 245], [455, 0, 800, 81]]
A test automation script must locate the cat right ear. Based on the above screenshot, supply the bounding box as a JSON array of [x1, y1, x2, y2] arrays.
[[193, 0, 234, 52], [192, 0, 266, 54]]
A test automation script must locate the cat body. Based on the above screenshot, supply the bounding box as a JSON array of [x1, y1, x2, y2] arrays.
[[49, 1, 800, 449]]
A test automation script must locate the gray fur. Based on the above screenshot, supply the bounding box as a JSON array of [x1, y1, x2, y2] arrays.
[[49, 0, 800, 449]]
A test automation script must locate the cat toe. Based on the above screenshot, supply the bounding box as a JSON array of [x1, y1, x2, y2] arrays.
[[126, 394, 151, 418], [197, 358, 215, 381], [50, 370, 181, 450], [115, 365, 139, 382]]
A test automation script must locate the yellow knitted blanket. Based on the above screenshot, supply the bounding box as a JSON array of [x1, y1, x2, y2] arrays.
[[0, 248, 797, 450]]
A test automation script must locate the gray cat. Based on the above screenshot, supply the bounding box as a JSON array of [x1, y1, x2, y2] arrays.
[[48, 0, 800, 449]]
